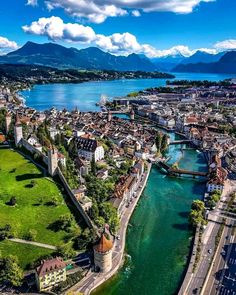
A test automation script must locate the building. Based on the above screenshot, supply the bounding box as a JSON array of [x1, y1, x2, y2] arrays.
[[27, 135, 43, 152], [107, 110, 112, 122], [207, 167, 228, 192], [14, 115, 23, 146], [5, 112, 11, 134], [75, 157, 91, 177], [77, 137, 104, 162], [57, 152, 66, 167], [48, 147, 58, 176], [72, 186, 92, 211], [93, 234, 113, 273], [35, 257, 66, 291], [130, 109, 135, 120]]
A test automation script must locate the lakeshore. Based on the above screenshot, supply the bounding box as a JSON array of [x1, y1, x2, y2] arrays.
[[19, 72, 234, 112]]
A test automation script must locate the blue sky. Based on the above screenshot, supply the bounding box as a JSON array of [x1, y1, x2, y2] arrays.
[[0, 0, 236, 57]]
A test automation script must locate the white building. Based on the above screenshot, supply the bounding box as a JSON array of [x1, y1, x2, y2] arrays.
[[77, 137, 104, 162]]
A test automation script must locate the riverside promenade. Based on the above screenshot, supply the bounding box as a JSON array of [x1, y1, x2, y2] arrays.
[[66, 163, 152, 295]]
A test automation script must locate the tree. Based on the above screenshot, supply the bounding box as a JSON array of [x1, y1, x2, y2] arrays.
[[189, 210, 203, 228], [191, 200, 205, 212], [58, 214, 75, 232], [100, 202, 119, 233], [0, 108, 7, 132], [57, 244, 76, 259], [9, 197, 17, 206], [25, 229, 37, 241], [0, 256, 23, 287], [206, 199, 216, 210], [155, 132, 162, 154], [51, 196, 60, 206], [161, 134, 169, 153], [189, 200, 206, 228], [91, 156, 97, 176]]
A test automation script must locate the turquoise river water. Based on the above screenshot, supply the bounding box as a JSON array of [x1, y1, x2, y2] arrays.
[[92, 133, 208, 295]]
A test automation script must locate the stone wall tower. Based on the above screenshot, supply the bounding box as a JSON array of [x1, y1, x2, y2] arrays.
[[5, 112, 11, 134], [93, 234, 113, 273], [14, 114, 23, 146], [107, 110, 112, 122], [130, 109, 135, 121], [48, 147, 58, 176]]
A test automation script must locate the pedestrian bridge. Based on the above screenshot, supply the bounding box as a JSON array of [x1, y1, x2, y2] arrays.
[[169, 140, 192, 145], [157, 161, 208, 178]]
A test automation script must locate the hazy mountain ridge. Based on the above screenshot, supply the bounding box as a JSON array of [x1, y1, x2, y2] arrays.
[[173, 51, 236, 73]]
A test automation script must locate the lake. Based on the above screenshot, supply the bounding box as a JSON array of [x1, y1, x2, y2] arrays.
[[20, 72, 234, 112]]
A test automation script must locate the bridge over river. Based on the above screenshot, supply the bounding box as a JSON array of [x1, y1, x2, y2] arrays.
[[169, 139, 192, 145], [157, 160, 208, 178]]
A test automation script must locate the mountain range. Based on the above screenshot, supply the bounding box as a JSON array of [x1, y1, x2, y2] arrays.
[[0, 41, 236, 74], [173, 51, 236, 74], [0, 41, 156, 72]]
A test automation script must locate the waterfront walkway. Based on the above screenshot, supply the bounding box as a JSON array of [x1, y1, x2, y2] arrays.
[[66, 164, 152, 295]]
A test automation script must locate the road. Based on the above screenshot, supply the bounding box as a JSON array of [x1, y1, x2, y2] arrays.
[[203, 220, 236, 295], [185, 216, 221, 295], [66, 164, 152, 295], [183, 180, 236, 295]]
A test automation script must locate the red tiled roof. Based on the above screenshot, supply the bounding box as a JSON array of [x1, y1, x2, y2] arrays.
[[36, 257, 66, 277]]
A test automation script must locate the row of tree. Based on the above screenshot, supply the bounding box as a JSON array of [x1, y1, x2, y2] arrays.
[[155, 132, 169, 156], [189, 200, 206, 228]]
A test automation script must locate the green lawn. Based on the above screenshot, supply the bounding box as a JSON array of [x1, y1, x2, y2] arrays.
[[0, 149, 83, 268], [0, 240, 53, 270]]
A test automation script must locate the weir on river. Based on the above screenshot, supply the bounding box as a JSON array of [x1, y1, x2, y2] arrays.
[[93, 132, 208, 295]]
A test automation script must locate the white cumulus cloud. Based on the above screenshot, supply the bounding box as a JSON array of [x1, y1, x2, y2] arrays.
[[42, 0, 215, 23], [26, 0, 38, 6], [132, 10, 141, 17], [0, 36, 18, 54], [214, 39, 236, 51], [23, 17, 236, 59], [22, 16, 97, 43]]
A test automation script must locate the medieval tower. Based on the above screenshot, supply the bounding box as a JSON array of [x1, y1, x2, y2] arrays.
[[93, 234, 113, 273], [48, 147, 58, 176], [5, 112, 11, 134], [14, 114, 23, 146], [130, 109, 135, 121], [107, 110, 112, 122]]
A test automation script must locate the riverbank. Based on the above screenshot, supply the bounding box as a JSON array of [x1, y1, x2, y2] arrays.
[[66, 163, 152, 295], [92, 139, 207, 295]]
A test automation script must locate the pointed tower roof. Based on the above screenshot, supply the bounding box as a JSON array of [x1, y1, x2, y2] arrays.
[[94, 234, 113, 253], [15, 113, 22, 126]]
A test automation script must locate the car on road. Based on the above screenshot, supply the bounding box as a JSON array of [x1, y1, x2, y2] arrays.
[[116, 235, 121, 240], [208, 249, 212, 254]]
